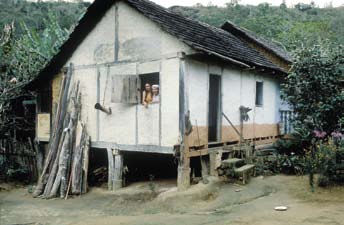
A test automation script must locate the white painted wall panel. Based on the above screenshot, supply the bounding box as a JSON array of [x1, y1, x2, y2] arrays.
[[118, 2, 190, 62], [222, 68, 242, 125], [221, 68, 282, 126], [138, 104, 159, 145], [138, 61, 160, 75], [161, 58, 180, 146], [98, 64, 136, 144], [186, 60, 209, 127], [71, 68, 98, 138], [66, 7, 116, 66], [254, 74, 279, 124]]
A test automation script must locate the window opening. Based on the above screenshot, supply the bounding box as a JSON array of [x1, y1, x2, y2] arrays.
[[139, 73, 160, 107], [255, 81, 263, 106]]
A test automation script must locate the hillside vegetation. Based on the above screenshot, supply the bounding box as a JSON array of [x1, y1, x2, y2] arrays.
[[0, 0, 89, 37], [1, 0, 343, 50], [170, 2, 344, 50]]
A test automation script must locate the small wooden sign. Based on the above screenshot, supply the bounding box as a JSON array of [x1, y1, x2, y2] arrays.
[[37, 113, 51, 142]]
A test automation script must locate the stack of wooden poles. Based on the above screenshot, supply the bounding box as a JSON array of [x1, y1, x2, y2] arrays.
[[33, 65, 90, 199]]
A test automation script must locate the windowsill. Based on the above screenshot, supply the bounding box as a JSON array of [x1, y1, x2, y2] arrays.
[[141, 103, 160, 106], [255, 104, 263, 107]]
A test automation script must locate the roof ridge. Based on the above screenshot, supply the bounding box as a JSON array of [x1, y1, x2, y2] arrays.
[[222, 21, 291, 62], [127, 0, 282, 71]]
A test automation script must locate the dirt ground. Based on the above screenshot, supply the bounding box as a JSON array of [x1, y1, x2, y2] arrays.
[[0, 175, 343, 225]]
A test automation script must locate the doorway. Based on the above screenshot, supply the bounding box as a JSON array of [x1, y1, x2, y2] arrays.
[[208, 75, 221, 142]]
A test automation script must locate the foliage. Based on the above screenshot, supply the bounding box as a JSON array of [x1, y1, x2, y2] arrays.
[[0, 0, 88, 38], [277, 153, 306, 175], [9, 13, 69, 83], [305, 137, 344, 188], [255, 149, 306, 176], [171, 3, 344, 50], [274, 134, 304, 155], [0, 13, 71, 138], [281, 42, 344, 137]]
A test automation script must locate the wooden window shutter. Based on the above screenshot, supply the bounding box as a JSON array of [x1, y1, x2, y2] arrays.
[[111, 75, 139, 104]]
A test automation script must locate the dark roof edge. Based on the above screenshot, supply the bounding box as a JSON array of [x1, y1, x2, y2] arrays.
[[221, 21, 292, 63]]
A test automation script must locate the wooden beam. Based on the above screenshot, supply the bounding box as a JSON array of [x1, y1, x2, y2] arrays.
[[188, 147, 223, 158]]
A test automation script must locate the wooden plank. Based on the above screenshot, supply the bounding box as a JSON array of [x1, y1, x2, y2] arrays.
[[121, 76, 129, 103], [36, 113, 51, 141], [234, 164, 255, 173], [82, 135, 90, 194], [106, 148, 114, 191], [128, 75, 139, 104], [188, 147, 223, 158], [221, 158, 244, 167]]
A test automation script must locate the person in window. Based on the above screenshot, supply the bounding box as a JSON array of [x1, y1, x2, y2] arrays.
[[152, 84, 160, 103], [142, 83, 153, 107]]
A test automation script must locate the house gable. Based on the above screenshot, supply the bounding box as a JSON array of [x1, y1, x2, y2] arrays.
[[66, 1, 192, 67]]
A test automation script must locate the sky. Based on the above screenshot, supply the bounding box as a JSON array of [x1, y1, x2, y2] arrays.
[[151, 0, 343, 8]]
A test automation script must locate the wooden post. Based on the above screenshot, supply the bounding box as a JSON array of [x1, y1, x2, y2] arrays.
[[177, 134, 191, 191], [201, 157, 209, 179], [107, 148, 123, 191], [106, 148, 114, 191], [209, 150, 222, 176], [82, 136, 90, 194], [113, 150, 123, 190]]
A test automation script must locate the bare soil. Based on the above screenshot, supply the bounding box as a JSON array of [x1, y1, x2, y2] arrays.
[[0, 175, 343, 225]]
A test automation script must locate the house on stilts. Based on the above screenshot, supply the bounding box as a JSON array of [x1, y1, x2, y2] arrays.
[[28, 0, 291, 190]]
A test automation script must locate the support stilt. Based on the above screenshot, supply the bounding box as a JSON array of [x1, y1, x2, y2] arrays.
[[106, 148, 114, 191], [209, 150, 222, 176], [113, 151, 123, 190], [178, 133, 191, 191], [107, 148, 123, 191]]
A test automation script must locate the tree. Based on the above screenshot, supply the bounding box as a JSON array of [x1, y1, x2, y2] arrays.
[[0, 13, 69, 137], [281, 42, 344, 138]]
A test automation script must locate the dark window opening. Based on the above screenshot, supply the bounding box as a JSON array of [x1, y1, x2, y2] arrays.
[[255, 81, 263, 106], [208, 75, 221, 142], [140, 73, 160, 105], [37, 89, 51, 113]]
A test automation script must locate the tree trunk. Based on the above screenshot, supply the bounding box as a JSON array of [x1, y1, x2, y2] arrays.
[[33, 64, 73, 197], [71, 122, 84, 195]]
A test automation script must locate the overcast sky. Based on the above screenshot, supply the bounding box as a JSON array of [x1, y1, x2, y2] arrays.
[[151, 0, 343, 8]]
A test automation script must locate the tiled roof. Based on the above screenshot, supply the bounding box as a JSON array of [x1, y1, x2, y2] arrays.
[[29, 0, 286, 87], [221, 21, 292, 63]]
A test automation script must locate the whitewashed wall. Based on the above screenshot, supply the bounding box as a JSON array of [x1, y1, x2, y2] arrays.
[[185, 59, 282, 143], [53, 1, 193, 152], [50, 0, 282, 150]]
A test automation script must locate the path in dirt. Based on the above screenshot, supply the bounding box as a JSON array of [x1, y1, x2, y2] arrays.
[[0, 175, 343, 225]]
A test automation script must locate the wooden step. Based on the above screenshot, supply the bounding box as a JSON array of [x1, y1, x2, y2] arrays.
[[221, 158, 244, 168], [234, 164, 255, 173], [234, 164, 255, 185]]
